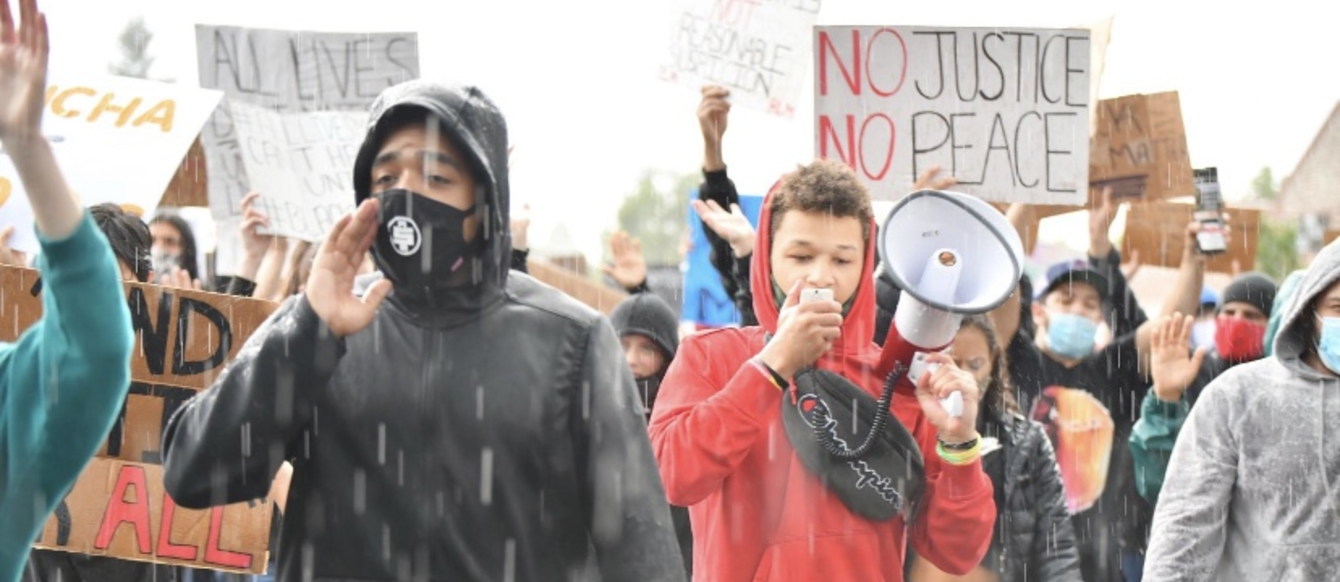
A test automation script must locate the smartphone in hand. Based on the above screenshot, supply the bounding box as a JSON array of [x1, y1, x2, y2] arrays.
[[1193, 167, 1227, 255]]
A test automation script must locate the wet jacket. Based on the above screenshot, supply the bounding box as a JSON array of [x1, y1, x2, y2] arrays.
[[649, 183, 995, 581], [0, 214, 134, 582], [1143, 239, 1340, 581], [161, 81, 684, 582], [980, 413, 1082, 582]]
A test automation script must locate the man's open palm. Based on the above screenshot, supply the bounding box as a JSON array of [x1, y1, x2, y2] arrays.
[[603, 230, 647, 290], [1151, 313, 1206, 402], [306, 199, 392, 337]]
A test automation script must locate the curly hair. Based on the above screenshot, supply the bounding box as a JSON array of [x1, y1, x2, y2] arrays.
[[768, 159, 873, 245], [959, 314, 1021, 421]]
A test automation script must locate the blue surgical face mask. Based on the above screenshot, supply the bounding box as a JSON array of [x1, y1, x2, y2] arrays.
[[1046, 311, 1098, 360], [1317, 316, 1340, 375]]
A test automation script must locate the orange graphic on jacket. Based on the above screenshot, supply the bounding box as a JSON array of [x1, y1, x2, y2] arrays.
[[1031, 386, 1114, 514]]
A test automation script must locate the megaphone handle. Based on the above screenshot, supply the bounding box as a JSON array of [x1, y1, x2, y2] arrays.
[[941, 390, 964, 418]]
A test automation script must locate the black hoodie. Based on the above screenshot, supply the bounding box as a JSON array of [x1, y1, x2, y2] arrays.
[[161, 81, 684, 582]]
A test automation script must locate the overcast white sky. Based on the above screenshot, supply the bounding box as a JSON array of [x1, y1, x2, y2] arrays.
[[36, 0, 1339, 262]]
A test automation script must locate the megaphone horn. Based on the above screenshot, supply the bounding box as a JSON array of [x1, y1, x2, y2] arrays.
[[873, 190, 1025, 396]]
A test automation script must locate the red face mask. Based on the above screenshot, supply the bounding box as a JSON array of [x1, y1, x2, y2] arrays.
[[1214, 316, 1266, 362]]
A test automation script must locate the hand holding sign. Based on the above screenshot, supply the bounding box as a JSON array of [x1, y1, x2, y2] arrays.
[[698, 85, 731, 169], [306, 199, 392, 337], [0, 0, 47, 144]]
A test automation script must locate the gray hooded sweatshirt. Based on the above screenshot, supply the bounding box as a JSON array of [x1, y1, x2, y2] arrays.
[[1143, 239, 1340, 581]]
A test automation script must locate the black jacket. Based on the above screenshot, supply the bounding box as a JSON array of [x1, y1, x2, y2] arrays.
[[161, 81, 684, 582], [981, 413, 1083, 582]]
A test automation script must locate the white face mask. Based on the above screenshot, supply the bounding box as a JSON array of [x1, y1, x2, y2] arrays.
[[1191, 319, 1218, 350]]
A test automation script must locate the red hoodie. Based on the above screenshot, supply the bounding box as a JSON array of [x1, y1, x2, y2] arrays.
[[649, 185, 995, 581]]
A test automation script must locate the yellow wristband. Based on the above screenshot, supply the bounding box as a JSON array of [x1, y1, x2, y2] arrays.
[[936, 441, 981, 465]]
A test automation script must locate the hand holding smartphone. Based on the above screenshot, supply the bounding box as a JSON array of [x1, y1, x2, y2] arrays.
[[1193, 167, 1227, 255]]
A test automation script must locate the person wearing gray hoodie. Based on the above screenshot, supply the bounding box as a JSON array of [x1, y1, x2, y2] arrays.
[[1142, 238, 1340, 581]]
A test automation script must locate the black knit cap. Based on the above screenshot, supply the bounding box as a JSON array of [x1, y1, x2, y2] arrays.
[[1220, 272, 1278, 318], [610, 293, 679, 361]]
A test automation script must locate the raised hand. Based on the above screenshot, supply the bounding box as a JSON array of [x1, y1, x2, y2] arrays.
[[0, 0, 48, 143], [163, 267, 202, 291], [0, 224, 25, 266], [912, 164, 958, 192], [602, 230, 647, 291], [1121, 248, 1142, 282], [239, 192, 278, 259], [1150, 313, 1206, 402], [1089, 186, 1117, 257], [757, 281, 843, 379], [691, 198, 754, 258], [915, 352, 982, 444], [305, 199, 392, 337], [698, 85, 730, 171]]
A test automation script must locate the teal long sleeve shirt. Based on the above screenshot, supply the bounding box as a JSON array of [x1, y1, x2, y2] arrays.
[[0, 213, 134, 582], [1128, 390, 1191, 506]]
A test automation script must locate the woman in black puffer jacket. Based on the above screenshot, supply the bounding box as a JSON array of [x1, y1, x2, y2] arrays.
[[903, 314, 1082, 582]]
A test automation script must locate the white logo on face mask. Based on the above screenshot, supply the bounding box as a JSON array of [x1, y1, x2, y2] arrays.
[[388, 216, 422, 256]]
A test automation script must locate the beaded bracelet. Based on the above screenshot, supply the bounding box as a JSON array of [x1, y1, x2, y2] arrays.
[[936, 439, 982, 465]]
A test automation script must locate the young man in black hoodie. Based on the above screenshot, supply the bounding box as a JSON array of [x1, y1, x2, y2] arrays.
[[161, 80, 684, 582]]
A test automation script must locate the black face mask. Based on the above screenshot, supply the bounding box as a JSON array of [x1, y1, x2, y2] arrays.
[[372, 189, 481, 305]]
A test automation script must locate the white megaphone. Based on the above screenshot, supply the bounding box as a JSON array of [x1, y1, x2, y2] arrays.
[[873, 190, 1025, 417]]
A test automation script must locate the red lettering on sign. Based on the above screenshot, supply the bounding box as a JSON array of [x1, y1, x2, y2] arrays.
[[156, 494, 199, 560], [204, 507, 253, 569], [95, 465, 152, 553]]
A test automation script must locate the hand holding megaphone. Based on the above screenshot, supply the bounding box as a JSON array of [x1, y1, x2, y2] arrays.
[[757, 282, 843, 379], [914, 352, 980, 444]]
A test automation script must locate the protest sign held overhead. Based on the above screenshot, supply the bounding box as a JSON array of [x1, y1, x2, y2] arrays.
[[0, 76, 221, 253], [1090, 92, 1195, 202], [659, 0, 821, 118], [194, 25, 419, 229], [1123, 201, 1259, 274], [814, 26, 1090, 205], [0, 265, 279, 573]]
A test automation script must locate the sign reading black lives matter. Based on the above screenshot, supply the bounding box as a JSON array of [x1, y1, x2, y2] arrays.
[[659, 0, 821, 118], [195, 25, 420, 238], [814, 26, 1090, 204]]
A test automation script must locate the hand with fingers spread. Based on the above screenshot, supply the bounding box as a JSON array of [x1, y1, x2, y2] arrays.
[[915, 352, 982, 443], [698, 85, 730, 171], [602, 230, 647, 291], [306, 199, 393, 337], [0, 0, 48, 144], [163, 267, 202, 291], [1150, 313, 1206, 402], [691, 198, 754, 258], [757, 282, 843, 379], [912, 165, 958, 192]]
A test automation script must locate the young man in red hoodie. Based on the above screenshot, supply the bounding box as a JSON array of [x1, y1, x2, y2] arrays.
[[649, 159, 995, 581]]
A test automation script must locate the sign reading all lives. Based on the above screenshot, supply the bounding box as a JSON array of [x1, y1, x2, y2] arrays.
[[814, 26, 1090, 205]]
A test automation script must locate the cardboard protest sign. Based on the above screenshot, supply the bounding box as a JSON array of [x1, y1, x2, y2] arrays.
[[1090, 92, 1194, 202], [814, 26, 1090, 205], [1122, 202, 1259, 274], [159, 137, 210, 208], [659, 0, 820, 118], [683, 193, 763, 327], [229, 102, 363, 242], [195, 25, 419, 227], [0, 76, 222, 253], [0, 265, 279, 572], [33, 458, 272, 574], [525, 259, 628, 316]]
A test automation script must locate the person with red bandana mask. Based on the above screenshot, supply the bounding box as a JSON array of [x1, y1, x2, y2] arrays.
[[649, 159, 995, 582], [1129, 271, 1278, 507]]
